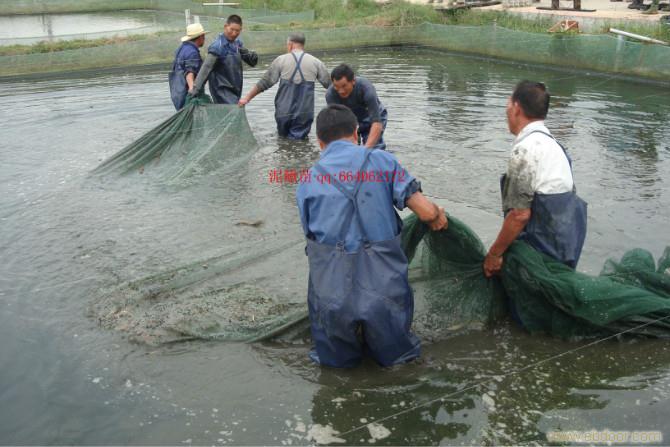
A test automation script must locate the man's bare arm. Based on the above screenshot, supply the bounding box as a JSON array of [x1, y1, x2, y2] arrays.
[[483, 208, 531, 277], [406, 192, 447, 231]]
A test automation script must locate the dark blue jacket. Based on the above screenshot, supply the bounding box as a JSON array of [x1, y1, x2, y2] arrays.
[[325, 76, 387, 129], [168, 41, 203, 110], [206, 34, 258, 104]]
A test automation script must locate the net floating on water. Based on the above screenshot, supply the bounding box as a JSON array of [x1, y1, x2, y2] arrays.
[[91, 101, 258, 185]]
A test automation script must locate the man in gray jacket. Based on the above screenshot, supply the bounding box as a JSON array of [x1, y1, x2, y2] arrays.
[[238, 32, 331, 139]]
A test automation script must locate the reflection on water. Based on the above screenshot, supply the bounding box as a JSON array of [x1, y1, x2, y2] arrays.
[[0, 47, 669, 444], [263, 326, 670, 444]]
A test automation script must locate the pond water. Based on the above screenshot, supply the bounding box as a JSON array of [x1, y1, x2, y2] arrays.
[[1, 47, 669, 444], [0, 11, 184, 45]]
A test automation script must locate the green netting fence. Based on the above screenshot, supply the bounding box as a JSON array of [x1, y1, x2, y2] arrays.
[[0, 0, 314, 50], [0, 26, 400, 77], [2, 23, 669, 81], [415, 23, 670, 82]]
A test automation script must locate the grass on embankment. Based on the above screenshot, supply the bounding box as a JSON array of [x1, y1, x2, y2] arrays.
[[1, 0, 668, 57], [0, 32, 178, 57], [244, 0, 670, 42]]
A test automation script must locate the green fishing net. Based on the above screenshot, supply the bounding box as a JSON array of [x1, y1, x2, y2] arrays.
[[502, 242, 670, 339], [91, 209, 670, 344], [402, 214, 507, 339], [405, 214, 670, 340], [89, 103, 670, 343], [91, 100, 257, 184], [89, 238, 310, 346]]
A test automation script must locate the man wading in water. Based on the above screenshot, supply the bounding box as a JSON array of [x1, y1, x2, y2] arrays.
[[297, 104, 447, 368], [484, 81, 587, 322]]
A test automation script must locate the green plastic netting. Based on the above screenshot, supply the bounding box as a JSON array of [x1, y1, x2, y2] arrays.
[[2, 24, 669, 81], [88, 238, 310, 345], [0, 1, 314, 64], [88, 103, 670, 345], [91, 99, 257, 184], [88, 213, 509, 346], [404, 213, 670, 340], [402, 214, 507, 338], [502, 242, 670, 338], [89, 101, 310, 345], [90, 209, 670, 345]]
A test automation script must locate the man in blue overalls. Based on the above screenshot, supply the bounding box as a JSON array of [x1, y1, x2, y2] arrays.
[[326, 64, 388, 150], [297, 104, 448, 368], [238, 32, 331, 139], [484, 81, 587, 280], [190, 14, 258, 104], [168, 23, 207, 111]]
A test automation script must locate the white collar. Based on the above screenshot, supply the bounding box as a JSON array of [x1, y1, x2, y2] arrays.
[[514, 120, 549, 145]]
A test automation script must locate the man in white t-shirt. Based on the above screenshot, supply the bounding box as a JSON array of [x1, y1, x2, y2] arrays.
[[484, 81, 587, 278]]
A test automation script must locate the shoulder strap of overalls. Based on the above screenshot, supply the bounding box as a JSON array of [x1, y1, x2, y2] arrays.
[[289, 52, 306, 83], [523, 129, 573, 170], [524, 129, 577, 192], [313, 149, 375, 245]]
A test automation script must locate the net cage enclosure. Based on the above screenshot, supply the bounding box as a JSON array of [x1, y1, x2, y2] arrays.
[[88, 102, 670, 346]]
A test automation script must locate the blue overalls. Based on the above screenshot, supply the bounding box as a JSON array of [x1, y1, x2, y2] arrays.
[[207, 35, 257, 104], [274, 52, 315, 140], [503, 131, 587, 327], [305, 149, 421, 368], [518, 131, 588, 269], [168, 41, 202, 110]]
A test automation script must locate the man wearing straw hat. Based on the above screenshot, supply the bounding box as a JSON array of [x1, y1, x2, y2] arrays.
[[169, 23, 208, 111]]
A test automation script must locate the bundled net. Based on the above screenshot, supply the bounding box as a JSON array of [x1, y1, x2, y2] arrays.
[[502, 242, 670, 338], [91, 100, 258, 184], [405, 214, 670, 340], [402, 214, 507, 339]]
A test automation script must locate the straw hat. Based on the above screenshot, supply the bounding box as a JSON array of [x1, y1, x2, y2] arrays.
[[181, 23, 208, 42]]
